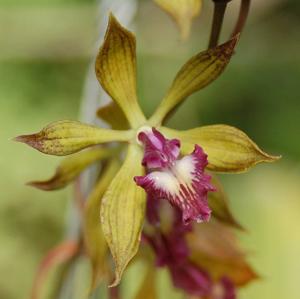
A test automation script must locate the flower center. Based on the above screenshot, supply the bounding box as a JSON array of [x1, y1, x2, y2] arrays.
[[135, 125, 153, 145], [134, 127, 215, 224]]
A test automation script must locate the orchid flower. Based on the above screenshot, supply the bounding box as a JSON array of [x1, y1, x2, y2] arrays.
[[140, 199, 257, 298], [16, 14, 279, 287], [153, 0, 203, 40]]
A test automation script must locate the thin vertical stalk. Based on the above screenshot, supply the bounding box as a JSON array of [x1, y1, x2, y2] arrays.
[[208, 2, 228, 48], [231, 0, 251, 36], [109, 286, 120, 299]]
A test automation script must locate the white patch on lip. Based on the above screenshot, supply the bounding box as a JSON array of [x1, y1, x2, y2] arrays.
[[147, 156, 197, 197], [148, 171, 179, 195], [173, 156, 195, 186]]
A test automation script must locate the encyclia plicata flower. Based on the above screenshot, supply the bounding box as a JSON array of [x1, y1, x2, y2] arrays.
[[15, 13, 279, 287], [140, 199, 255, 298], [134, 128, 216, 224], [143, 201, 239, 299]]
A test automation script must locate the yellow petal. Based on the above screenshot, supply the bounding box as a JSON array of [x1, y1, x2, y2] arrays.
[[209, 175, 243, 230], [83, 160, 121, 292], [188, 220, 258, 286], [161, 125, 280, 173], [15, 120, 132, 156], [154, 0, 202, 40], [28, 148, 114, 191], [97, 102, 129, 130], [95, 14, 146, 128], [150, 36, 239, 125], [100, 144, 146, 286], [134, 265, 157, 299]]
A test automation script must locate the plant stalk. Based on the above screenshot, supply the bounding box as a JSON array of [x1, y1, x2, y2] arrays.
[[208, 1, 228, 48], [231, 0, 251, 36]]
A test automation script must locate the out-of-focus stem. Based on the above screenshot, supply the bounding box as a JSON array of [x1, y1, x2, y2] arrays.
[[109, 286, 121, 299], [208, 1, 228, 48], [231, 0, 251, 36]]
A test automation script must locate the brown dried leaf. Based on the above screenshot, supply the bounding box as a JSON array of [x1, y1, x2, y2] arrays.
[[187, 221, 258, 286]]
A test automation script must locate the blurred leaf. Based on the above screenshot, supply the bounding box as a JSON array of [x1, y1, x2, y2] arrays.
[[15, 120, 131, 156], [28, 148, 114, 190], [97, 102, 129, 130], [95, 14, 146, 128], [31, 241, 79, 299], [162, 125, 280, 173], [83, 159, 120, 292], [134, 265, 157, 299], [150, 36, 238, 124], [187, 221, 258, 286], [154, 0, 202, 39], [209, 175, 243, 230], [100, 144, 146, 286]]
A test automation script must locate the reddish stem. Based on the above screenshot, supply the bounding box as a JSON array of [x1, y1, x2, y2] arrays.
[[109, 286, 121, 299], [231, 0, 251, 36], [209, 2, 228, 48]]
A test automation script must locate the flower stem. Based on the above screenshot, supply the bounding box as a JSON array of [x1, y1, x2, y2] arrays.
[[208, 1, 228, 48], [109, 286, 121, 299], [231, 0, 251, 36]]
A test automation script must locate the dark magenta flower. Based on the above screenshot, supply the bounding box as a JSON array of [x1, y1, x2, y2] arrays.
[[143, 199, 236, 298], [134, 128, 216, 225]]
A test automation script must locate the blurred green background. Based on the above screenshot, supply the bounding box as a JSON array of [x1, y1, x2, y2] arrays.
[[0, 0, 299, 298]]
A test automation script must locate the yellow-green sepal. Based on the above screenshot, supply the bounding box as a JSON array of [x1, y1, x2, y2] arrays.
[[95, 14, 146, 128], [100, 144, 146, 286], [28, 147, 115, 191], [15, 120, 132, 156], [150, 36, 238, 125], [161, 125, 280, 173], [97, 102, 129, 130]]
